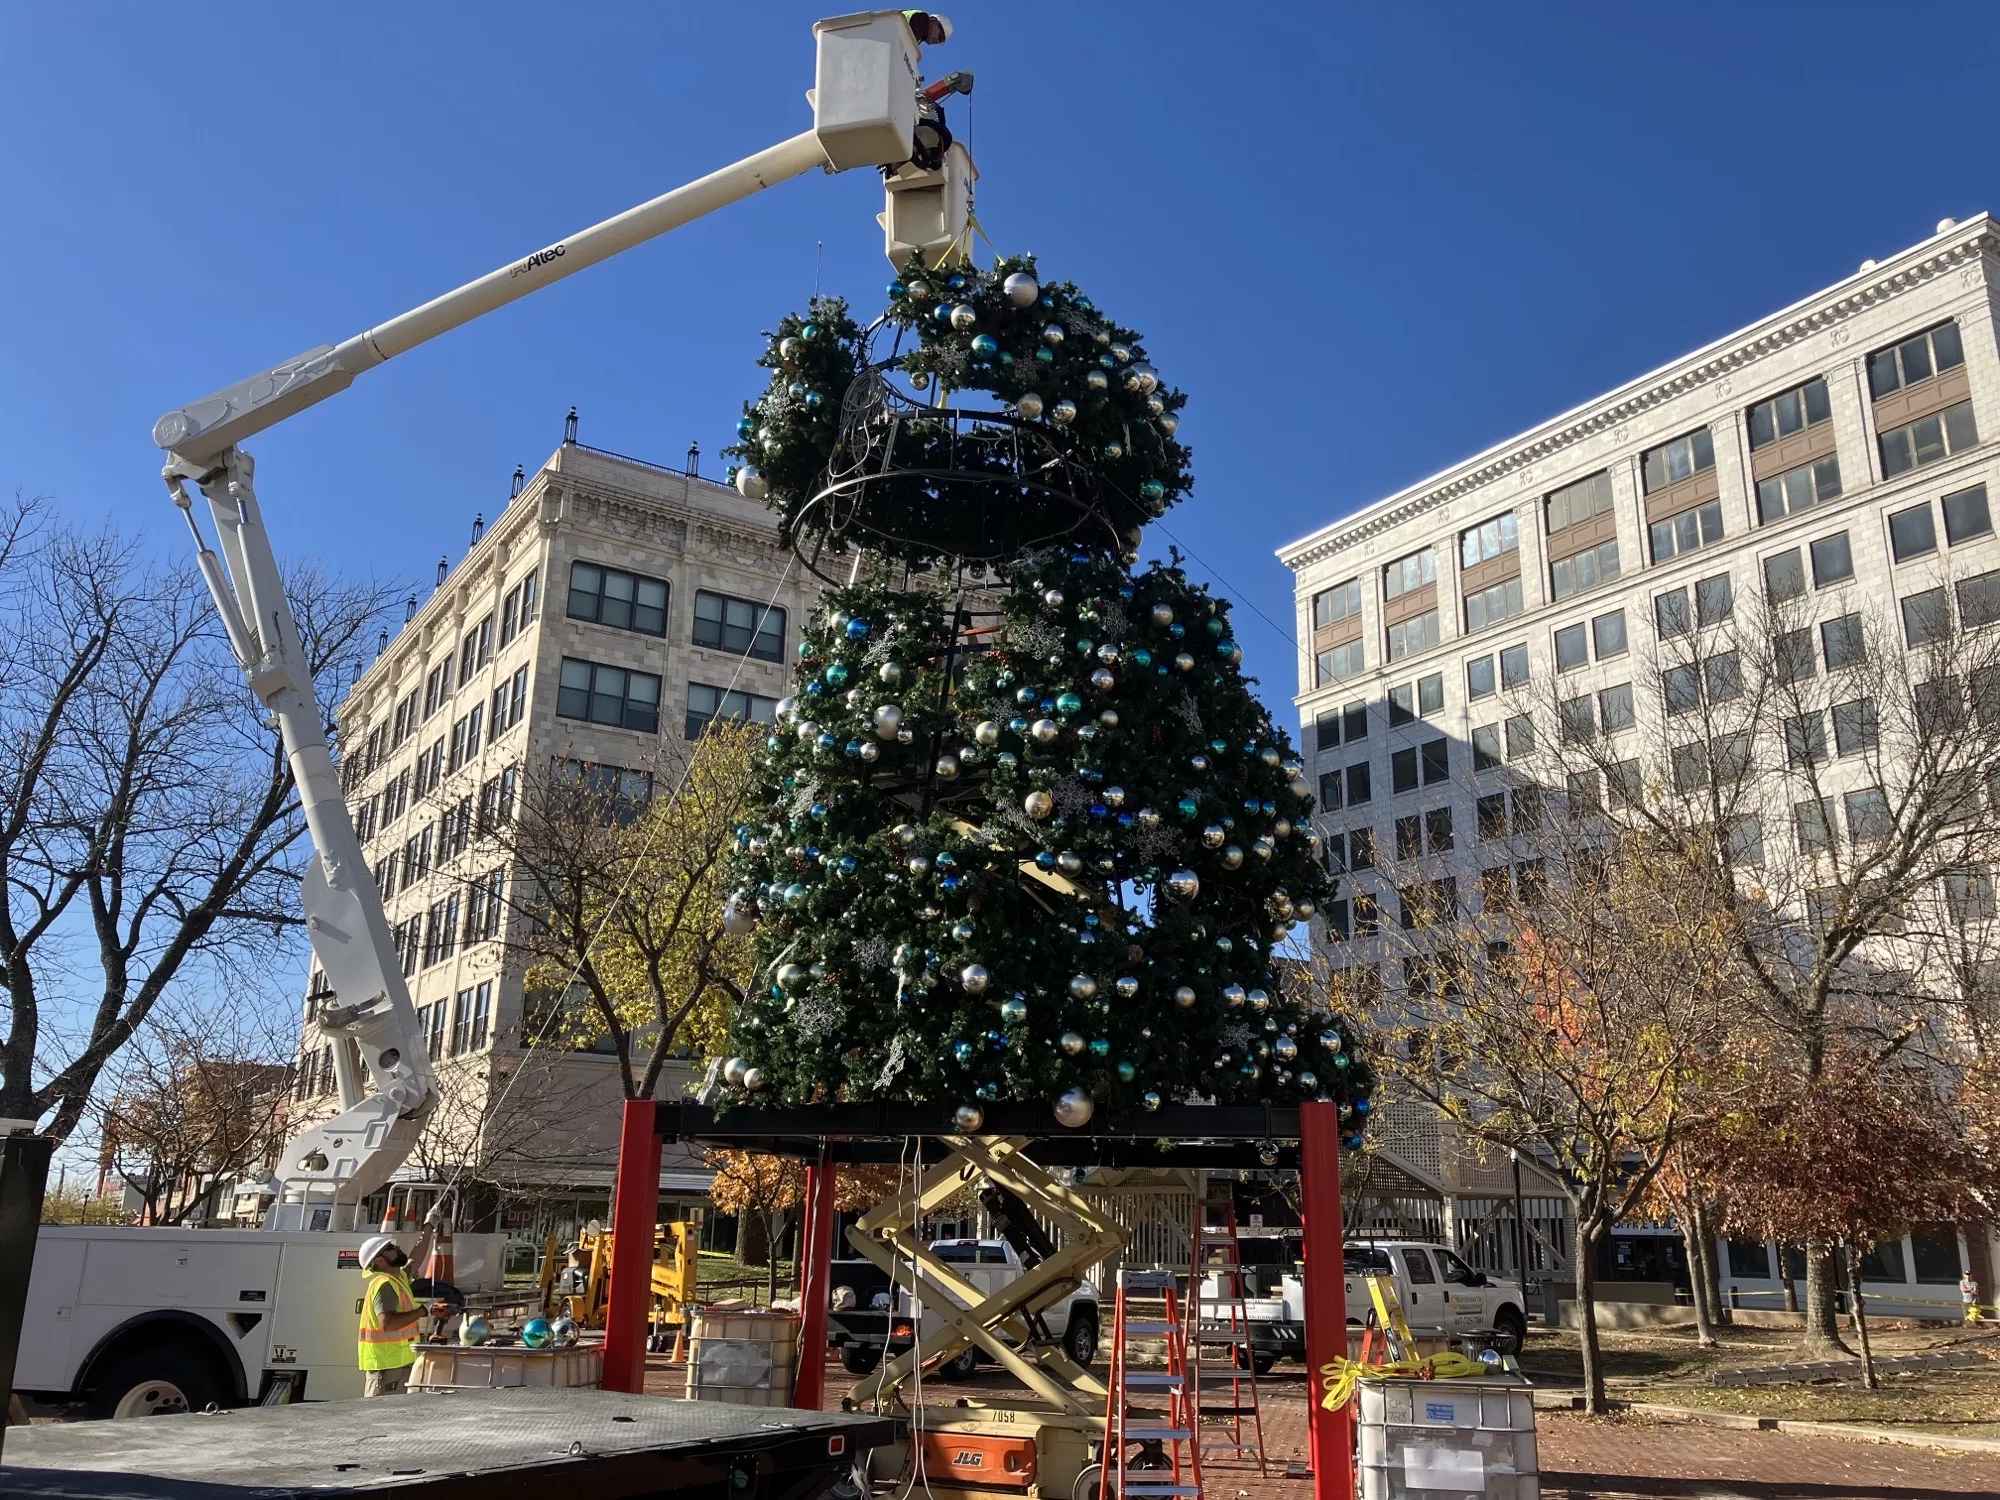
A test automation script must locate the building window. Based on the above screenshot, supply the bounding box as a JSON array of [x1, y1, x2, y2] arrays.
[[1313, 701, 1369, 753], [1317, 640, 1366, 684], [1810, 532, 1853, 587], [1764, 548, 1805, 603], [1314, 578, 1363, 627], [1460, 514, 1519, 569], [1466, 656, 1496, 700], [499, 570, 540, 647], [1424, 805, 1454, 853], [1783, 712, 1828, 767], [1756, 456, 1842, 524], [1463, 576, 1525, 632], [1727, 814, 1766, 867], [1775, 628, 1817, 685], [1417, 672, 1444, 716], [1696, 573, 1733, 626], [489, 664, 530, 736], [1821, 613, 1865, 670], [1476, 792, 1508, 840], [1880, 401, 1978, 479], [1655, 588, 1692, 639], [1831, 698, 1879, 757], [1385, 609, 1441, 664], [1545, 470, 1614, 533], [1844, 788, 1894, 842], [1747, 376, 1832, 450], [1946, 871, 1996, 925], [1944, 484, 1993, 545], [1867, 321, 1965, 400], [1472, 725, 1502, 771], [1420, 736, 1448, 783], [1391, 748, 1418, 795], [1592, 609, 1628, 659], [1795, 796, 1836, 854], [1388, 683, 1415, 726], [447, 706, 483, 773], [693, 590, 786, 661], [1553, 623, 1588, 673], [1559, 693, 1595, 742], [1959, 569, 2000, 630], [1901, 587, 1950, 646], [1395, 813, 1422, 861], [1499, 643, 1529, 688], [685, 683, 779, 738], [1650, 501, 1723, 563], [1641, 429, 1716, 493], [556, 658, 662, 732], [569, 562, 669, 637], [1550, 540, 1620, 602], [1383, 548, 1438, 601], [1599, 682, 1635, 733], [1504, 714, 1535, 761], [422, 656, 454, 719], [1889, 503, 1938, 562]]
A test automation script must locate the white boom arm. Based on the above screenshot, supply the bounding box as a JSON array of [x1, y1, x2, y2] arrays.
[[157, 10, 972, 1231]]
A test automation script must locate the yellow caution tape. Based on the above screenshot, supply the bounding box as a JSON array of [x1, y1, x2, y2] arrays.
[[1317, 1352, 1496, 1413]]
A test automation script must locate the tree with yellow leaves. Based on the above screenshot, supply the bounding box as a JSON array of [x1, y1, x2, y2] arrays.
[[1375, 820, 1738, 1413], [500, 720, 761, 1099], [706, 1150, 902, 1303]]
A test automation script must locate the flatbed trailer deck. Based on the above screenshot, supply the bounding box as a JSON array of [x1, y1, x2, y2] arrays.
[[0, 1388, 900, 1500]]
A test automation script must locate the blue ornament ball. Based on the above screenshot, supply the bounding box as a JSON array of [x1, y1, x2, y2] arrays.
[[845, 618, 871, 640], [970, 333, 999, 357]]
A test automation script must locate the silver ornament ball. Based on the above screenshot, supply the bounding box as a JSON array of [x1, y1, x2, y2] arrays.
[[1003, 271, 1040, 307], [961, 964, 991, 994], [1053, 1087, 1095, 1128], [1015, 391, 1045, 419], [954, 1103, 986, 1131]]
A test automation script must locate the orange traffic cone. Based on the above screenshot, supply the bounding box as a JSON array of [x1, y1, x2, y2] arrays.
[[379, 1203, 401, 1233], [430, 1227, 455, 1286]]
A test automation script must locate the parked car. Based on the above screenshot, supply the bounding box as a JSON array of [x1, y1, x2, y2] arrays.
[[827, 1238, 1100, 1377], [1199, 1234, 1527, 1372]]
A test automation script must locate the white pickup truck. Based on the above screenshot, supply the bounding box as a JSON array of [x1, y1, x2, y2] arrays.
[[1199, 1235, 1526, 1372], [828, 1238, 1100, 1378], [16, 1224, 507, 1416]]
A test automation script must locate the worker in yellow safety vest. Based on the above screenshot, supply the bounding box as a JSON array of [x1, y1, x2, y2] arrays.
[[356, 1215, 442, 1396]]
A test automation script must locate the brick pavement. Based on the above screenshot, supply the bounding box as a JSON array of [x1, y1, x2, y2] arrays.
[[646, 1354, 2000, 1499]]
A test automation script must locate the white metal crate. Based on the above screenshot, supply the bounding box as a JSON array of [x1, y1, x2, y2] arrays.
[[1357, 1378, 1539, 1500]]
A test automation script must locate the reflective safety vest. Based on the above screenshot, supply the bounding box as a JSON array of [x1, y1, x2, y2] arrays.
[[358, 1268, 419, 1371]]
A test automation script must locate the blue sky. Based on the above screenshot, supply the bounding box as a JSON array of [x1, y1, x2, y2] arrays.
[[4, 1, 1999, 725]]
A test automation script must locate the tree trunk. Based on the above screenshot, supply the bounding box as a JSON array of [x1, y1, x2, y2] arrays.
[[1780, 1245, 1798, 1313], [1679, 1206, 1718, 1350], [740, 1209, 770, 1268], [765, 1212, 784, 1307], [1693, 1201, 1729, 1328], [1574, 1215, 1609, 1414], [1846, 1243, 1878, 1389], [1802, 1239, 1849, 1355]]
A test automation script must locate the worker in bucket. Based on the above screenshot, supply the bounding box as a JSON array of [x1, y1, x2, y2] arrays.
[[357, 1212, 444, 1396]]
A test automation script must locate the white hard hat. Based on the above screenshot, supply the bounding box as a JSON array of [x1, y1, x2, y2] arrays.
[[359, 1235, 396, 1270]]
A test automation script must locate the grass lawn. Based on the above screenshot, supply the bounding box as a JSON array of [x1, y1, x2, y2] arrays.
[[1519, 1321, 2000, 1438]]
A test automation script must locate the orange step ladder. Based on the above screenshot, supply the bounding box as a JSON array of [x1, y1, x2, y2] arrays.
[[1187, 1197, 1268, 1475], [1100, 1268, 1202, 1500]]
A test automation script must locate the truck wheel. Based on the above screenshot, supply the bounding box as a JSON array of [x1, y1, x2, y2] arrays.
[[1231, 1346, 1277, 1376], [89, 1346, 223, 1420], [1491, 1306, 1527, 1357], [938, 1347, 979, 1380], [839, 1344, 882, 1375], [1062, 1312, 1098, 1367]]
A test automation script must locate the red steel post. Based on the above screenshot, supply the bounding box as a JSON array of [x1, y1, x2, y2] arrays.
[[602, 1098, 663, 1393], [1299, 1100, 1353, 1500], [791, 1146, 837, 1409]]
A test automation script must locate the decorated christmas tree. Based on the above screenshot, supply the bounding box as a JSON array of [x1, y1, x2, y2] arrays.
[[716, 258, 1373, 1134]]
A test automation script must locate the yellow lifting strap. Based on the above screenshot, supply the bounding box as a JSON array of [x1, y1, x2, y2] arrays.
[[1317, 1352, 1495, 1413]]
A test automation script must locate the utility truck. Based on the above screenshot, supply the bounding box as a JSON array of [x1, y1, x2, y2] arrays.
[[5, 8, 978, 1443], [1199, 1234, 1528, 1371]]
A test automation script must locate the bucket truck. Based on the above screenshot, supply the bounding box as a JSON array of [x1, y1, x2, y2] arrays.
[[9, 10, 978, 1424]]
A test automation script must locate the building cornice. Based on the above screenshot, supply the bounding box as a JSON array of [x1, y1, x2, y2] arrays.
[[1277, 218, 2000, 573]]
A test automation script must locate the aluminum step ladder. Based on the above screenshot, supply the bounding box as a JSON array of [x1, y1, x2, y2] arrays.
[[1186, 1197, 1268, 1475], [1100, 1269, 1202, 1500]]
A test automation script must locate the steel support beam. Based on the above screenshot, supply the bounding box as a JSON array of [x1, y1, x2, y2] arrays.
[[1299, 1100, 1352, 1500], [603, 1100, 663, 1394]]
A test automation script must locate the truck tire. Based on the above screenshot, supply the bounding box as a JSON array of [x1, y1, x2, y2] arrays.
[[1062, 1310, 1098, 1367], [938, 1346, 979, 1380], [1231, 1346, 1277, 1376], [89, 1345, 224, 1420], [1491, 1306, 1527, 1357], [839, 1344, 882, 1375]]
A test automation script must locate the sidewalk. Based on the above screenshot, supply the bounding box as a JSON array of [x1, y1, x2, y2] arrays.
[[645, 1355, 2000, 1500]]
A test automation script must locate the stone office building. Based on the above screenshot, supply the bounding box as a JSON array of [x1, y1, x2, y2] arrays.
[[288, 439, 820, 1257], [1280, 214, 2000, 1307]]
